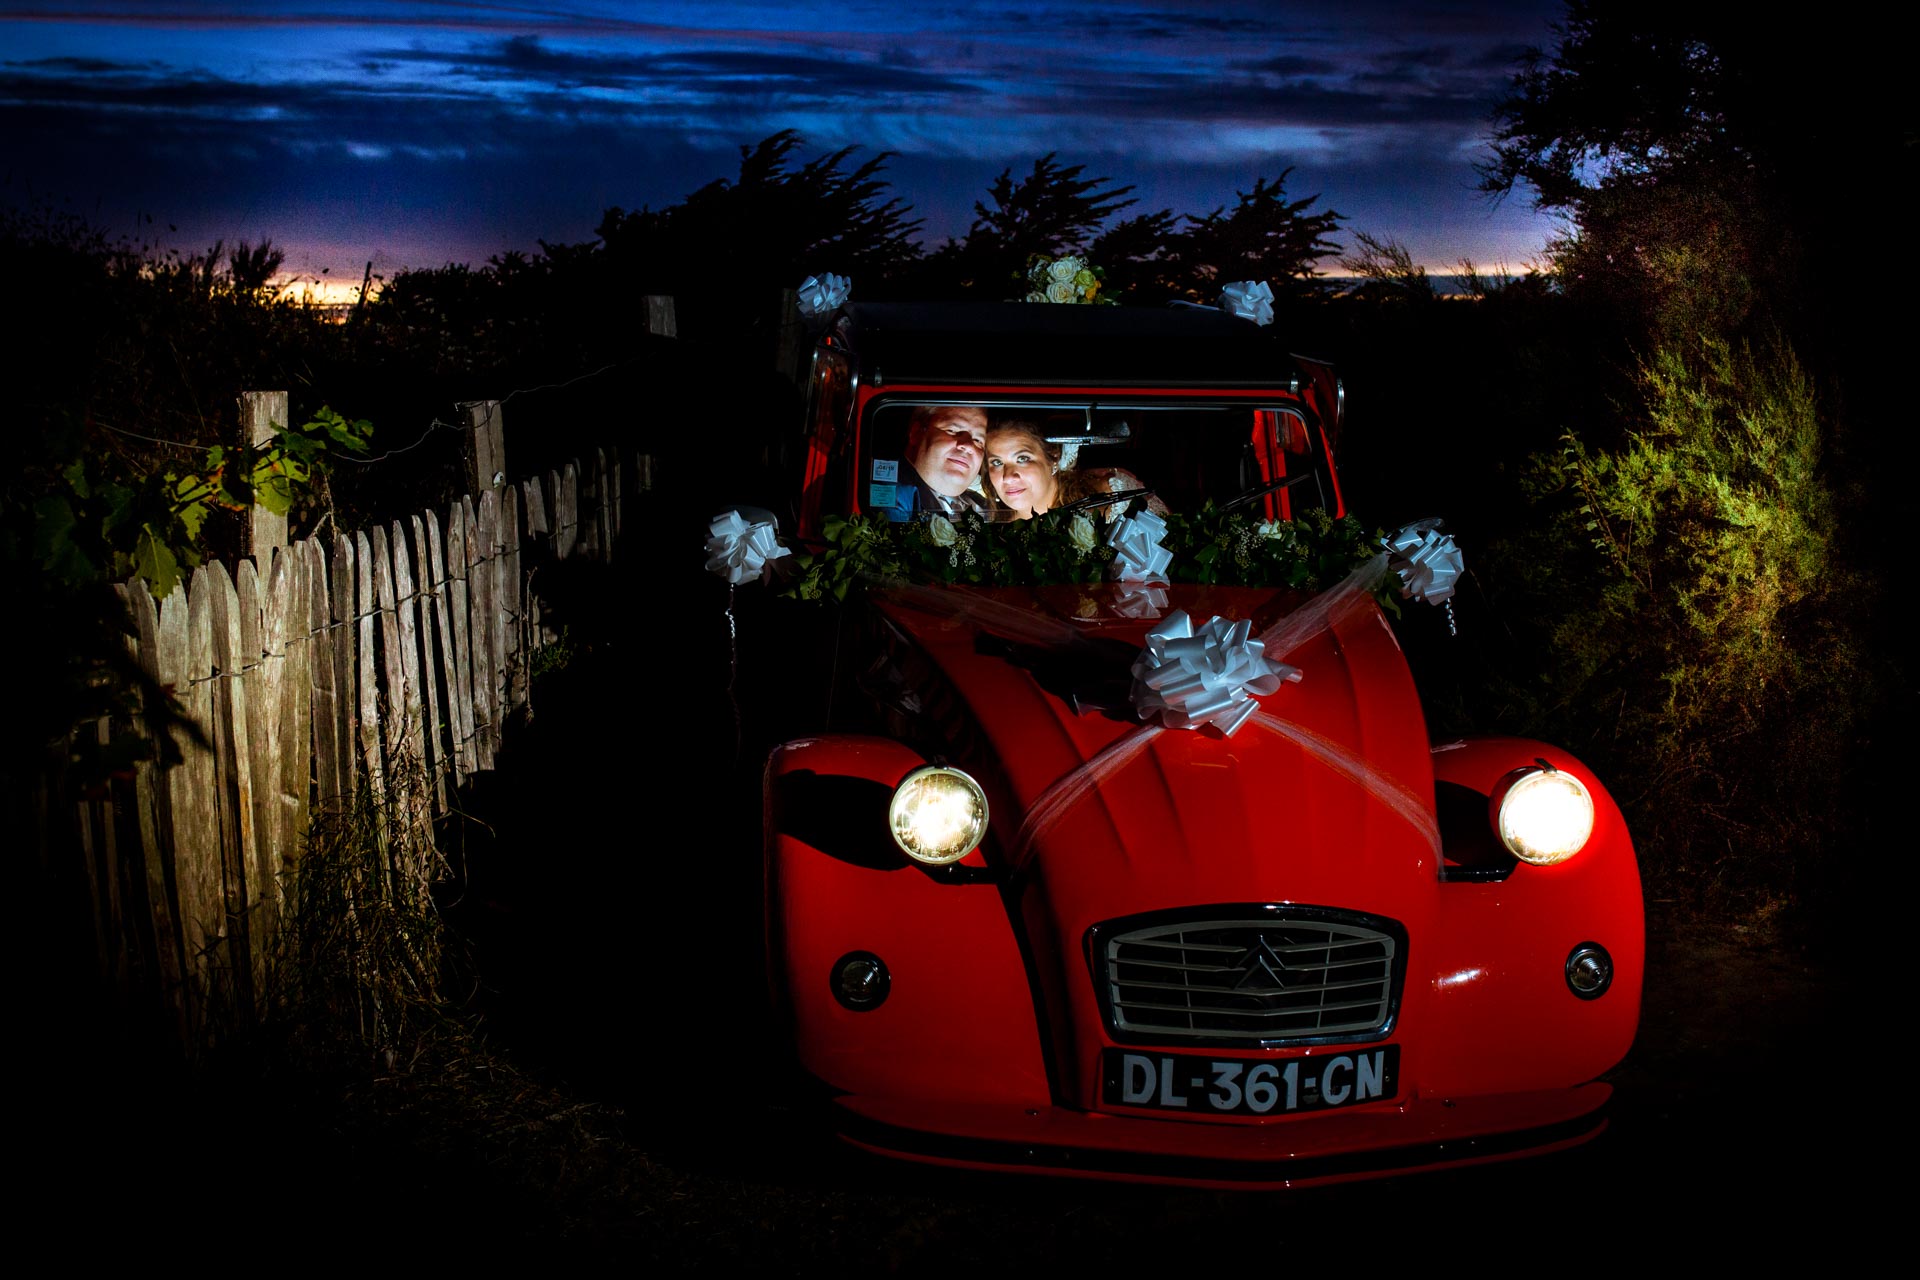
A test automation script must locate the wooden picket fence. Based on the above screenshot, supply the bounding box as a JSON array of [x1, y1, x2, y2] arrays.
[[54, 447, 626, 1050]]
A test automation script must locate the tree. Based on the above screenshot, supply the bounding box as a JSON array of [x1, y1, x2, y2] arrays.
[[967, 154, 1137, 259], [594, 130, 924, 335], [1088, 209, 1183, 302], [917, 154, 1137, 297], [597, 130, 923, 271], [1478, 1, 1858, 351], [1172, 171, 1343, 300], [1335, 231, 1435, 304], [227, 239, 286, 297], [1484, 4, 1732, 210]]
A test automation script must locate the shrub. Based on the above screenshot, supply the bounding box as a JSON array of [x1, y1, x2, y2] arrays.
[[1486, 333, 1873, 921]]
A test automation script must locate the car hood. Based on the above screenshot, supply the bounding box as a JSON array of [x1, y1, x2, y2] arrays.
[[871, 579, 1439, 909]]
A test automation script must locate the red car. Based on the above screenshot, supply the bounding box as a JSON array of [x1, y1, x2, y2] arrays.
[[757, 300, 1642, 1189]]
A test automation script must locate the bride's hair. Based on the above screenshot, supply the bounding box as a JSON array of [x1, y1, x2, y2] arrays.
[[985, 418, 1062, 467]]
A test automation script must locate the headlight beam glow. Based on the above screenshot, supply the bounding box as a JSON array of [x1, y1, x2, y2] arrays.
[[1493, 764, 1595, 865], [888, 765, 989, 866]]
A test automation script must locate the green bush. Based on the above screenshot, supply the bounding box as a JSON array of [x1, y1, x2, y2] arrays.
[[1488, 334, 1873, 922]]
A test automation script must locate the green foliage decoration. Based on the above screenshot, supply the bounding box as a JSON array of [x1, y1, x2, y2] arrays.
[[1160, 506, 1392, 598], [782, 506, 1389, 604]]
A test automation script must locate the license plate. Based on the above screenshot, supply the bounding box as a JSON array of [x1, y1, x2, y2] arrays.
[[1102, 1046, 1400, 1116]]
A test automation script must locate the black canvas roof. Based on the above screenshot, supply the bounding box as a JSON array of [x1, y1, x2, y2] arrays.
[[830, 301, 1308, 391]]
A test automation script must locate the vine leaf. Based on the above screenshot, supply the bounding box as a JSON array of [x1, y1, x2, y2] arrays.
[[130, 528, 182, 598]]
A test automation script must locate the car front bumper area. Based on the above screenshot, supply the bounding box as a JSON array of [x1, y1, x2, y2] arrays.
[[829, 1084, 1612, 1190]]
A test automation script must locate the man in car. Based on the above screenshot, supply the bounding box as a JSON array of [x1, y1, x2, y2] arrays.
[[882, 405, 993, 521]]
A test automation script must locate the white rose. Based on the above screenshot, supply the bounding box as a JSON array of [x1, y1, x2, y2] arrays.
[[927, 515, 957, 546], [1049, 257, 1082, 283], [1256, 521, 1281, 539], [1068, 514, 1097, 552], [1025, 290, 1046, 303], [1046, 280, 1078, 304]]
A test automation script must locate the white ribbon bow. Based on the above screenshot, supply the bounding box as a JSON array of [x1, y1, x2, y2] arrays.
[[1107, 508, 1173, 582], [796, 272, 850, 316], [1129, 610, 1301, 737], [1386, 518, 1463, 604], [704, 510, 790, 585], [1220, 279, 1274, 326]]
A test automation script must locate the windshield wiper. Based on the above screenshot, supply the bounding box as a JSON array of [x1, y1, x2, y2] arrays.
[[1059, 486, 1154, 515], [1220, 471, 1312, 514]]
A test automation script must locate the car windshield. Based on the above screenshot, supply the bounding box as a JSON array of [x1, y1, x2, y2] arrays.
[[862, 400, 1335, 524]]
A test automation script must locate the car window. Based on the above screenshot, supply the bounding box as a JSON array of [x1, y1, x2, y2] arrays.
[[861, 401, 1334, 522]]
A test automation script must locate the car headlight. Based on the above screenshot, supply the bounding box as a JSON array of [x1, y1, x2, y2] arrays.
[[1491, 764, 1594, 865], [889, 765, 989, 865]]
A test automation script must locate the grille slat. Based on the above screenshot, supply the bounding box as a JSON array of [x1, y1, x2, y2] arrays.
[[1113, 974, 1386, 999], [1101, 913, 1399, 1043], [1114, 995, 1386, 1018], [1114, 953, 1390, 978], [1124, 936, 1383, 959]]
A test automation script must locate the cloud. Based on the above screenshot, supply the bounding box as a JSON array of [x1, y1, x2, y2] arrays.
[[1237, 54, 1344, 76], [1470, 41, 1540, 72], [960, 5, 1273, 39], [358, 34, 985, 101], [987, 63, 1497, 133], [0, 60, 501, 131], [0, 64, 287, 112], [3, 54, 156, 73]]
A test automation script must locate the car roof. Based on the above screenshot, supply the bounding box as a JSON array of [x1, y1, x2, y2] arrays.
[[828, 301, 1312, 391]]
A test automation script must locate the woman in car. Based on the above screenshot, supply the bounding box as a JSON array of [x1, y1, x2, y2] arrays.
[[984, 418, 1166, 522]]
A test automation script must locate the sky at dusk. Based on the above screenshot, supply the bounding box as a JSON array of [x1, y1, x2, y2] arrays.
[[1, 1, 1573, 297]]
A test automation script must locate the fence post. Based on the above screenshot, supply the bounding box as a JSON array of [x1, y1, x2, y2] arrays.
[[644, 295, 677, 338], [243, 390, 288, 566], [631, 297, 665, 489], [464, 400, 506, 496]]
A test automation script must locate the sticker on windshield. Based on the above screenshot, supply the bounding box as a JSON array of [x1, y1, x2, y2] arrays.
[[872, 459, 899, 482], [869, 484, 898, 508]]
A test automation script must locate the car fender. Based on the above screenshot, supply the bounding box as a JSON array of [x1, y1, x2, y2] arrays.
[[764, 735, 1051, 1109], [1421, 737, 1644, 1096]]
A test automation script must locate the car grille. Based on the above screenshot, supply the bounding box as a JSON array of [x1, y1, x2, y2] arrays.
[[1099, 913, 1400, 1044]]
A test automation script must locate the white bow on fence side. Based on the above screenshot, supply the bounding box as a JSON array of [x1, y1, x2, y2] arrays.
[[1386, 518, 1463, 604], [796, 272, 851, 315], [704, 510, 789, 585]]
